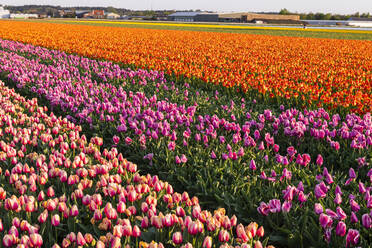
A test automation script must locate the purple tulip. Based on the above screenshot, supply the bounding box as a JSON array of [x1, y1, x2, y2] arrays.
[[316, 154, 323, 166], [362, 214, 371, 229], [334, 193, 342, 205], [268, 199, 281, 213], [346, 229, 360, 247], [282, 201, 292, 213], [350, 212, 359, 223], [257, 202, 270, 216], [210, 151, 217, 159], [359, 182, 366, 194], [350, 199, 360, 212], [325, 209, 338, 219], [175, 156, 181, 164], [319, 213, 333, 229], [335, 221, 346, 237], [336, 207, 347, 221], [249, 159, 257, 171], [314, 184, 327, 199]]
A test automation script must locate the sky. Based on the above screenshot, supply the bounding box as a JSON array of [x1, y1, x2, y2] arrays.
[[1, 0, 371, 14]]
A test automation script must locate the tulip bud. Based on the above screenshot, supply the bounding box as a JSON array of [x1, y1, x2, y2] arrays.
[[257, 226, 264, 237]]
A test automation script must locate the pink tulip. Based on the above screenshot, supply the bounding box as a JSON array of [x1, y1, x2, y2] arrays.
[[96, 240, 105, 248], [314, 184, 327, 199], [334, 193, 342, 205], [74, 232, 85, 246], [350, 212, 359, 223], [123, 225, 132, 236], [350, 199, 360, 212], [29, 233, 43, 247], [188, 221, 198, 235], [254, 241, 263, 248], [218, 229, 230, 242], [202, 236, 212, 248], [176, 206, 185, 217], [113, 225, 123, 238], [117, 201, 126, 213], [236, 224, 249, 242], [132, 225, 141, 237], [3, 234, 15, 247], [172, 232, 183, 244], [38, 210, 48, 224], [113, 135, 120, 144], [70, 204, 79, 217], [282, 201, 292, 213], [257, 226, 264, 237], [175, 155, 181, 164], [141, 216, 149, 228], [247, 222, 258, 237], [51, 214, 60, 226], [257, 202, 270, 216], [269, 199, 281, 213]]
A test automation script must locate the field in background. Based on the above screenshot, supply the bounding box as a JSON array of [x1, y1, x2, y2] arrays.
[[13, 18, 372, 40], [0, 20, 370, 114]]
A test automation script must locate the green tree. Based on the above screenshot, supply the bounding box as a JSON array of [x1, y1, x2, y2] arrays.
[[279, 8, 291, 15], [107, 6, 117, 14]]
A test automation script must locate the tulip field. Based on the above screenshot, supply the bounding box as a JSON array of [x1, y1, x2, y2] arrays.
[[0, 20, 370, 248]]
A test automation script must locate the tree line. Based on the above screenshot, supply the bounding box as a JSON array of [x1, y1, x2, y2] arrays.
[[279, 8, 371, 20]]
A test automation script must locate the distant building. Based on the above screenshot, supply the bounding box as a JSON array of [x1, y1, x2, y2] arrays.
[[76, 10, 90, 18], [346, 17, 372, 27], [59, 9, 75, 18], [0, 6, 10, 19], [84, 10, 105, 19], [10, 13, 38, 19], [128, 15, 151, 20], [168, 12, 219, 22], [218, 12, 301, 23], [106, 12, 120, 19], [38, 13, 48, 19], [303, 20, 347, 26], [167, 12, 301, 23], [91, 10, 105, 19]]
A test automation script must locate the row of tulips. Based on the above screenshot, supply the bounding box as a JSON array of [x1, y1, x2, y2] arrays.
[[0, 21, 370, 114], [0, 80, 272, 248], [0, 39, 370, 247]]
